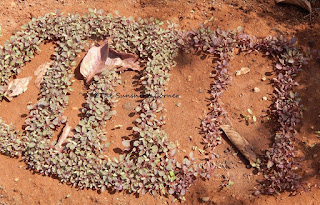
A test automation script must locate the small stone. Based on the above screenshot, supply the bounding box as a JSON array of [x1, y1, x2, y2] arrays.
[[187, 75, 192, 81], [262, 96, 267, 101], [261, 76, 266, 81], [235, 67, 250, 76], [176, 103, 181, 107], [201, 197, 210, 202], [253, 87, 260, 93], [14, 178, 19, 182], [199, 88, 203, 93], [313, 154, 318, 158]]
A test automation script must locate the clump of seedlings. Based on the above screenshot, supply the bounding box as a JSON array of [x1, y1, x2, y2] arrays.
[[0, 9, 305, 199]]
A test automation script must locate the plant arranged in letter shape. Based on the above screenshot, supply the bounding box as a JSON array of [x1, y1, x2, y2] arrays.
[[0, 9, 305, 199]]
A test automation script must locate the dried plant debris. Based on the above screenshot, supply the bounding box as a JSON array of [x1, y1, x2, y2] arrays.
[[275, 0, 312, 13], [80, 39, 141, 83], [55, 123, 72, 152], [4, 77, 32, 101], [235, 67, 250, 76], [34, 62, 51, 88], [220, 125, 257, 166]]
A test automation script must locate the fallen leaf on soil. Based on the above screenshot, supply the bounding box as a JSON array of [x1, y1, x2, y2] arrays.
[[275, 0, 312, 13], [80, 39, 141, 83], [55, 123, 72, 152], [220, 125, 257, 166], [34, 62, 51, 88], [235, 67, 250, 76], [4, 77, 32, 101]]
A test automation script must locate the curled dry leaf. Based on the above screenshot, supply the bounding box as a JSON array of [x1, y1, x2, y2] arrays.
[[220, 124, 257, 166], [275, 0, 312, 13], [5, 77, 32, 101], [80, 39, 141, 83], [55, 123, 72, 152], [34, 62, 51, 88]]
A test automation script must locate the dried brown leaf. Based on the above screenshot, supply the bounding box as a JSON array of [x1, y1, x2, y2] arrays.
[[55, 123, 72, 152], [5, 77, 32, 101], [220, 124, 257, 166], [275, 0, 312, 13], [80, 39, 141, 83], [34, 62, 51, 88]]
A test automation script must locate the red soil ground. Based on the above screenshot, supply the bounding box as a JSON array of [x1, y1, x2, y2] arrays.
[[0, 0, 319, 204]]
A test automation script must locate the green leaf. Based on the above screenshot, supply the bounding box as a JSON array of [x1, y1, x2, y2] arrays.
[[252, 115, 257, 122], [289, 91, 295, 98], [151, 145, 158, 153], [71, 61, 77, 66], [122, 140, 130, 147], [133, 127, 140, 132]]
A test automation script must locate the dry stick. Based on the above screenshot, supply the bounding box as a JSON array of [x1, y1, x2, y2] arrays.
[[220, 124, 257, 166]]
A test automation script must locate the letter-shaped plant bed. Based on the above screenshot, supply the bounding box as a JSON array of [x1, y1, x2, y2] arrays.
[[0, 9, 305, 200]]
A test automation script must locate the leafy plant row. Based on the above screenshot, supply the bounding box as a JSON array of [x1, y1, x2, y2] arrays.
[[179, 26, 305, 194], [0, 10, 212, 200]]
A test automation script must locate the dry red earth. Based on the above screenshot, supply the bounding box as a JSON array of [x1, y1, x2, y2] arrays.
[[0, 0, 320, 204]]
